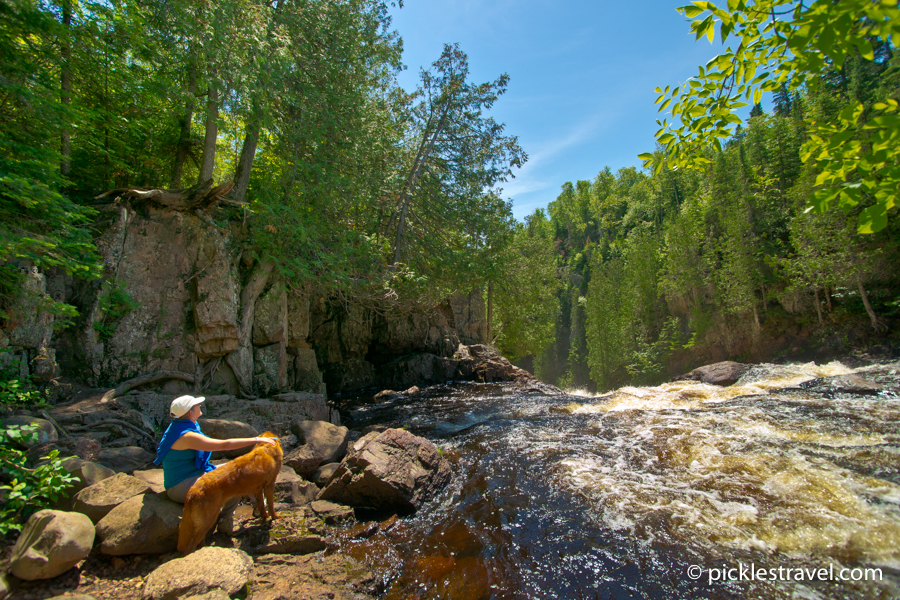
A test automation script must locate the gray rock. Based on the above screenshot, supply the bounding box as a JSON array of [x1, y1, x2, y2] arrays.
[[292, 420, 349, 465], [674, 361, 752, 386], [9, 510, 95, 581], [56, 457, 116, 510], [309, 500, 354, 525], [46, 596, 97, 600], [317, 428, 451, 512], [198, 418, 258, 459], [273, 466, 318, 505], [132, 469, 166, 494], [252, 285, 287, 346], [96, 492, 183, 555], [6, 270, 54, 350], [287, 292, 311, 347], [1, 416, 58, 448], [142, 547, 253, 600], [312, 462, 341, 487], [283, 445, 326, 479], [72, 472, 151, 523], [253, 342, 288, 395], [182, 591, 229, 600], [374, 389, 401, 400], [290, 348, 326, 396], [97, 446, 155, 473]]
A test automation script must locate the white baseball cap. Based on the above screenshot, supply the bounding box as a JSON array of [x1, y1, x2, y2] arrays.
[[170, 395, 205, 418]]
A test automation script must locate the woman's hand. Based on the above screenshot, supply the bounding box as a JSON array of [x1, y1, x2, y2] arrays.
[[255, 437, 278, 446]]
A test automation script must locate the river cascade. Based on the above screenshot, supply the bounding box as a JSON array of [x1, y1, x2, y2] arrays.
[[332, 360, 900, 599]]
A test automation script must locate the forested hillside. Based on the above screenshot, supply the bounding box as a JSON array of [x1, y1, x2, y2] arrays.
[[0, 0, 523, 321], [492, 44, 899, 391]]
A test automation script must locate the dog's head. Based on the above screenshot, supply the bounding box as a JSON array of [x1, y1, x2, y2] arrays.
[[258, 431, 283, 460]]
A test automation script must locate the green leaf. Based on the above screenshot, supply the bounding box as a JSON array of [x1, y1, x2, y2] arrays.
[[858, 203, 888, 234]]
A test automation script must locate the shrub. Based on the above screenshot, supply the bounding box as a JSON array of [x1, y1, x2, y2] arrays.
[[0, 424, 79, 535]]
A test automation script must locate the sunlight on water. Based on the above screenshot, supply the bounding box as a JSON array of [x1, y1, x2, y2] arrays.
[[559, 361, 900, 569]]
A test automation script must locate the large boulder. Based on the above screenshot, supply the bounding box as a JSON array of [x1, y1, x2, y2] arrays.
[[142, 547, 253, 600], [96, 492, 183, 555], [97, 446, 155, 473], [292, 420, 349, 465], [199, 418, 258, 459], [56, 457, 116, 510], [673, 361, 752, 386], [72, 472, 151, 523], [317, 428, 451, 512], [9, 510, 95, 581]]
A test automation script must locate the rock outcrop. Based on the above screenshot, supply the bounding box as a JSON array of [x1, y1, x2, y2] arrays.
[[317, 428, 451, 512], [9, 510, 95, 581]]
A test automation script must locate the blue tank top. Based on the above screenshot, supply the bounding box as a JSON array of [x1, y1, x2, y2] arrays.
[[162, 448, 205, 489]]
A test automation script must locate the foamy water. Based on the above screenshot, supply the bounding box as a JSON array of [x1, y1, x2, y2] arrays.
[[335, 361, 900, 599]]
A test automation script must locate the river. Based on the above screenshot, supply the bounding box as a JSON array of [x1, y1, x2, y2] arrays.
[[331, 360, 900, 599]]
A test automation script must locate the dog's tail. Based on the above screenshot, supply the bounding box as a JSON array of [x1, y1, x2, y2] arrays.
[[177, 500, 195, 554]]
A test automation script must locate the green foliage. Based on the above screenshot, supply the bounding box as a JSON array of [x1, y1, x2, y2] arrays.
[[0, 356, 49, 408], [0, 424, 79, 535], [492, 219, 561, 361], [94, 279, 140, 341], [646, 0, 900, 232]]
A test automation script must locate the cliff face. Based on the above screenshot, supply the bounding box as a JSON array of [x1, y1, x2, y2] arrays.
[[2, 206, 489, 397]]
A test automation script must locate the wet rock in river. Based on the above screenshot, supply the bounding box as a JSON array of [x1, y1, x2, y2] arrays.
[[673, 360, 752, 386], [317, 428, 451, 512]]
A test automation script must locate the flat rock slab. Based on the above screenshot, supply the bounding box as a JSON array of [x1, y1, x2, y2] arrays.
[[132, 469, 166, 493], [73, 472, 151, 524], [234, 508, 331, 555], [142, 547, 253, 600], [250, 552, 376, 600], [309, 500, 355, 525]]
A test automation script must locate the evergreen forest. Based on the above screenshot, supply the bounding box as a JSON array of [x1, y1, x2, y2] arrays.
[[1, 0, 898, 393]]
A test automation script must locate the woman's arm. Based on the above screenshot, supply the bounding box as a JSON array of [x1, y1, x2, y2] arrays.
[[170, 431, 277, 452]]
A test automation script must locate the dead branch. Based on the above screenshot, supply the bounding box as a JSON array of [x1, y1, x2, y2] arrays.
[[100, 370, 196, 403]]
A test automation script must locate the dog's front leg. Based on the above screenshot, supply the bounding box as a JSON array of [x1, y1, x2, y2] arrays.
[[254, 488, 267, 523]]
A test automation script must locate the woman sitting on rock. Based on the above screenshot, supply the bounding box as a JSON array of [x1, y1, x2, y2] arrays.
[[153, 395, 276, 531]]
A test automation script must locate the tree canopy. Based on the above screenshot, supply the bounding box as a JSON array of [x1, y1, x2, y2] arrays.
[[643, 0, 900, 233]]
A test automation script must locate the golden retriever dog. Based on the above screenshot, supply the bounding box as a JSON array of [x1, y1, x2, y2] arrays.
[[177, 432, 283, 554]]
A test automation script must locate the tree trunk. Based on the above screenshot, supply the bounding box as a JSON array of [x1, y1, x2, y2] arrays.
[[487, 281, 493, 344], [60, 0, 72, 177], [813, 288, 823, 326], [824, 285, 833, 313], [225, 259, 276, 396], [232, 115, 261, 203], [198, 78, 219, 184], [856, 277, 882, 330], [171, 63, 198, 188]]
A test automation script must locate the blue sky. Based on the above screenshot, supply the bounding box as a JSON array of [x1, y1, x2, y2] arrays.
[[389, 0, 725, 221]]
